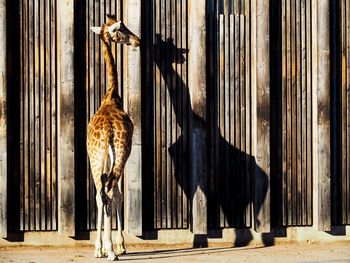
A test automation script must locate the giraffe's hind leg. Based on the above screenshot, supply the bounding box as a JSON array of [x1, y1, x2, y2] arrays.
[[103, 200, 117, 261], [114, 179, 126, 255], [94, 194, 104, 258]]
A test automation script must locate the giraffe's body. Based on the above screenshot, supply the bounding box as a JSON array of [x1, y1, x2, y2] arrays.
[[87, 94, 133, 194], [87, 15, 140, 261]]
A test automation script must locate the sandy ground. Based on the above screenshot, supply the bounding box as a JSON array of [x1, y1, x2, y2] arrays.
[[0, 243, 350, 263]]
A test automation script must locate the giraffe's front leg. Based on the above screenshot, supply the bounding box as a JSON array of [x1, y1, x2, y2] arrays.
[[115, 180, 126, 255], [94, 194, 104, 258]]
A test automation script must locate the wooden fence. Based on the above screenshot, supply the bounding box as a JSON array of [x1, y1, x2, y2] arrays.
[[339, 0, 350, 225], [332, 0, 350, 225], [0, 0, 350, 238], [271, 0, 313, 227], [207, 3, 253, 229], [142, 0, 191, 230], [5, 0, 58, 232]]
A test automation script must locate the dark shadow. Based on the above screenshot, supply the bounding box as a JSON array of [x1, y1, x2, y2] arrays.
[[73, 231, 91, 241], [74, 0, 88, 233], [326, 226, 346, 236], [4, 233, 24, 242], [193, 234, 209, 248], [6, 0, 21, 235], [140, 231, 159, 241], [271, 227, 287, 238], [147, 33, 271, 247], [121, 245, 266, 261]]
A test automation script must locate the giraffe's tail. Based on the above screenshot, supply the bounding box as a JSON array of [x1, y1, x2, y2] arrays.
[[100, 124, 116, 209]]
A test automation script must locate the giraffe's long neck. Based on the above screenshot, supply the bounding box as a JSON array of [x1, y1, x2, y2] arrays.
[[100, 33, 122, 106]]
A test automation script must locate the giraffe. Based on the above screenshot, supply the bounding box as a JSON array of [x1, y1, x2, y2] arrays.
[[88, 14, 140, 261]]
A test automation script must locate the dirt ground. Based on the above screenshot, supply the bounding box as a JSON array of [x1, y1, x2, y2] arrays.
[[0, 243, 349, 263]]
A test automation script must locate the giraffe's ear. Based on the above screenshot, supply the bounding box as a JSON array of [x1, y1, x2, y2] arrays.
[[106, 14, 116, 22], [90, 26, 101, 35]]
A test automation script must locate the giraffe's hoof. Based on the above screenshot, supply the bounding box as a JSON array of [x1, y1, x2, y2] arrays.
[[101, 248, 109, 257], [94, 248, 103, 258], [116, 243, 126, 256], [107, 251, 118, 261]]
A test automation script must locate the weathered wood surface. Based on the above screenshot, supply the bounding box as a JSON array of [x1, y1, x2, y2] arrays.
[[339, 0, 350, 225], [343, 0, 350, 225], [206, 1, 253, 230], [255, 0, 270, 233], [0, 0, 7, 238], [3, 0, 60, 232], [2, 0, 350, 235], [57, 0, 75, 236], [142, 0, 190, 231], [124, 0, 142, 236], [188, 0, 207, 235], [275, 0, 313, 226], [316, 0, 331, 232]]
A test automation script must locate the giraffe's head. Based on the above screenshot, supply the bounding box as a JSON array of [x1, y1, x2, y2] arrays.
[[90, 14, 140, 47]]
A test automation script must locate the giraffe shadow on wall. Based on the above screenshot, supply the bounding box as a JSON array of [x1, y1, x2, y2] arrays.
[[144, 34, 273, 247]]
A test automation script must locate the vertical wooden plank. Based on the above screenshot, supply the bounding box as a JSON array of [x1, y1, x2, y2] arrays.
[[234, 14, 240, 227], [219, 14, 225, 228], [19, 0, 25, 231], [281, 0, 287, 226], [301, 0, 307, 226], [306, 0, 312, 226], [165, 0, 172, 229], [57, 0, 75, 236], [291, 0, 297, 225], [347, 0, 350, 224], [311, 0, 319, 230], [251, 0, 257, 229], [23, 0, 30, 231], [50, 0, 57, 231], [39, 0, 46, 230], [45, 0, 52, 231], [244, 2, 252, 227], [29, 0, 35, 231], [88, 0, 95, 230], [0, 0, 7, 238], [340, 0, 346, 225], [170, 0, 177, 229], [286, 0, 293, 226], [228, 14, 235, 227], [316, 0, 331, 231], [188, 0, 207, 234], [239, 13, 246, 226], [175, 0, 183, 229], [224, 14, 230, 227], [181, 0, 188, 229], [155, 0, 162, 230], [296, 0, 302, 225], [160, 0, 167, 230], [255, 0, 270, 233], [124, 0, 142, 236], [34, 0, 41, 231]]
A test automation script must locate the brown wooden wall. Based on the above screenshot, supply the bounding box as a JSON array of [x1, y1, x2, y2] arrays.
[[339, 0, 350, 225], [7, 0, 59, 231], [333, 0, 350, 225], [271, 0, 313, 226], [207, 1, 253, 229], [142, 0, 190, 230], [75, 0, 124, 231], [4, 0, 350, 235]]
